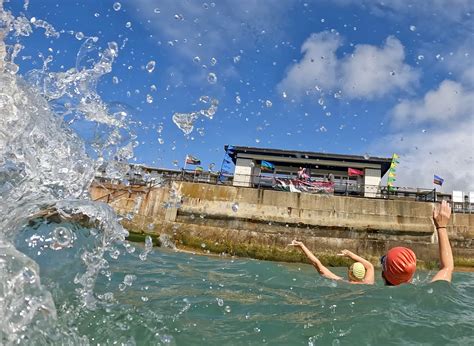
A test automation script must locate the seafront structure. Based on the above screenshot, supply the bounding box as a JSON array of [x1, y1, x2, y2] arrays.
[[224, 145, 392, 197], [90, 146, 474, 267]]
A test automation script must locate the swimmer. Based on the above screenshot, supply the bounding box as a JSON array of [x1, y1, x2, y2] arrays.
[[380, 200, 453, 285], [290, 240, 374, 285]]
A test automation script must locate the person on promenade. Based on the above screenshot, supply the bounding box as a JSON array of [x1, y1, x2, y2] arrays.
[[380, 200, 453, 285], [290, 240, 374, 285]]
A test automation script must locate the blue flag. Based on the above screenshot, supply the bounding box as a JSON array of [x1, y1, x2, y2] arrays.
[[433, 175, 444, 186], [261, 160, 275, 172]]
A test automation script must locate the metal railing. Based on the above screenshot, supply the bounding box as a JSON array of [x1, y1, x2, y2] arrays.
[[94, 171, 472, 212]]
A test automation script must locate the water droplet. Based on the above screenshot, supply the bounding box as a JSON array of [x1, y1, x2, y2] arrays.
[[235, 95, 241, 104], [174, 14, 184, 20], [409, 25, 417, 32], [210, 57, 217, 66], [125, 21, 132, 28], [233, 55, 241, 63], [282, 91, 287, 98], [146, 60, 156, 73], [207, 72, 217, 84], [153, 8, 161, 14], [216, 298, 224, 306], [422, 129, 427, 133], [112, 76, 119, 84], [254, 327, 261, 333], [224, 305, 231, 313], [124, 274, 136, 286], [113, 2, 122, 11], [364, 153, 370, 160], [318, 98, 324, 106], [265, 100, 272, 108], [75, 31, 84, 40], [232, 202, 239, 212], [427, 288, 433, 294], [390, 71, 396, 76], [201, 243, 206, 248], [193, 56, 201, 64], [94, 13, 100, 18], [417, 55, 424, 60], [20, 267, 37, 285], [146, 94, 153, 104], [51, 226, 74, 250], [199, 95, 210, 103]]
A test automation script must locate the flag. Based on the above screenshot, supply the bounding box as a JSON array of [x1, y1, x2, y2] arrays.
[[433, 175, 444, 186], [348, 168, 364, 176], [261, 160, 275, 172], [186, 155, 201, 165]]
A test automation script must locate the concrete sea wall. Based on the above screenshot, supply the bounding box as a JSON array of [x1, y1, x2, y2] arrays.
[[90, 181, 474, 267]]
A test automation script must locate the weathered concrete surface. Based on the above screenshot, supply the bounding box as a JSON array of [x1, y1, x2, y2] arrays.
[[90, 181, 474, 266]]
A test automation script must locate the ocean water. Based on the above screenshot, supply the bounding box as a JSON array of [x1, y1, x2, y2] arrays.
[[1, 2, 473, 345], [13, 225, 474, 345]]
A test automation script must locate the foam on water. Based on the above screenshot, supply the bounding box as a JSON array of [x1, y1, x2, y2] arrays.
[[0, 1, 132, 343]]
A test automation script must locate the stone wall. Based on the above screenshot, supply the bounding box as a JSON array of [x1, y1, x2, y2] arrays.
[[90, 181, 474, 265]]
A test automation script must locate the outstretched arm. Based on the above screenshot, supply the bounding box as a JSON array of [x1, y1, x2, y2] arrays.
[[431, 200, 454, 283], [291, 240, 343, 281], [338, 249, 374, 284]]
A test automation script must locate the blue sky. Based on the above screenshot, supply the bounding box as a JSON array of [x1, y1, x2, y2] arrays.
[[4, 0, 474, 191]]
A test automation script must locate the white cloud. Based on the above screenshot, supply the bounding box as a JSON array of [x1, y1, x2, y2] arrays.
[[278, 32, 418, 100], [373, 77, 474, 191], [341, 37, 418, 99], [392, 80, 474, 125], [278, 32, 341, 96], [372, 120, 474, 192]]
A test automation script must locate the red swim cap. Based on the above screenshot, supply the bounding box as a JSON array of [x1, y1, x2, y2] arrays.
[[382, 247, 416, 285]]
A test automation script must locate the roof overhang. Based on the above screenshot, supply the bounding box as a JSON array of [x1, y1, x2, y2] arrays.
[[224, 145, 392, 176]]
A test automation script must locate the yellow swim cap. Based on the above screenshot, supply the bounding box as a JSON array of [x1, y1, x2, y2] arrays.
[[351, 262, 366, 280]]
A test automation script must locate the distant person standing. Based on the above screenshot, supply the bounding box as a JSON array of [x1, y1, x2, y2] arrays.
[[297, 167, 309, 181], [380, 200, 453, 285]]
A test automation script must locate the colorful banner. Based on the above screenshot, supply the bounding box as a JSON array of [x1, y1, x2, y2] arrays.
[[433, 174, 444, 186], [274, 178, 334, 194], [387, 153, 399, 191], [186, 155, 201, 165], [348, 168, 364, 176]]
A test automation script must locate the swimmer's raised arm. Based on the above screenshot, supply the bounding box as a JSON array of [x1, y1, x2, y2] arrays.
[[431, 200, 454, 283], [291, 240, 343, 281], [338, 249, 374, 284]]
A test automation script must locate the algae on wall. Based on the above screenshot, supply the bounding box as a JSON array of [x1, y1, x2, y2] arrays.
[[91, 181, 474, 267]]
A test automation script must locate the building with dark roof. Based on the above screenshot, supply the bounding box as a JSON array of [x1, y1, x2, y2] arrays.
[[224, 145, 392, 197]]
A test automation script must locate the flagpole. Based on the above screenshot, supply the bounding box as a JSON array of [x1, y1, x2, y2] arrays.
[[183, 155, 188, 179]]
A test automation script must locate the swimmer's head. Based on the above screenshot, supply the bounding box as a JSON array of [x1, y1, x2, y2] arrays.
[[348, 262, 366, 281], [381, 247, 416, 286]]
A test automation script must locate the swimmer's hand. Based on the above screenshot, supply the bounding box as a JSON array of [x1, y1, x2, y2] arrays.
[[337, 249, 353, 257], [288, 239, 304, 247], [434, 200, 451, 228]]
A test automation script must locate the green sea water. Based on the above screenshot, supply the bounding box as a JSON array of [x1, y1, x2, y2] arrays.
[[16, 228, 474, 345]]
